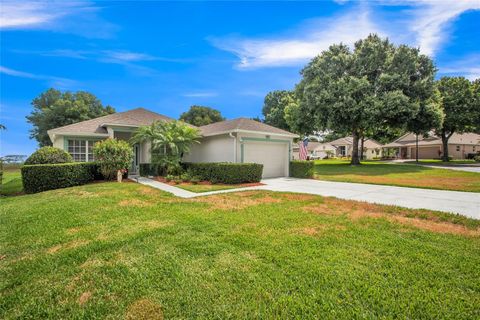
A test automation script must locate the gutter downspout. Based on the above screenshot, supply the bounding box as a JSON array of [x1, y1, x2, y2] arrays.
[[229, 132, 237, 163]]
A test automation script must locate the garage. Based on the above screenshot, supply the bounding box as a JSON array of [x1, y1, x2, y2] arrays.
[[410, 146, 440, 159], [243, 141, 289, 178]]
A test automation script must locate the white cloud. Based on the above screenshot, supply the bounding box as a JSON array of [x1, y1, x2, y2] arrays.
[[405, 0, 480, 56], [0, 0, 118, 38], [0, 66, 77, 88], [209, 7, 383, 69], [439, 54, 480, 80], [182, 92, 218, 98]]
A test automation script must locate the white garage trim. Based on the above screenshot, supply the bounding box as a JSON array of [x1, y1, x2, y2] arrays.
[[240, 137, 292, 177]]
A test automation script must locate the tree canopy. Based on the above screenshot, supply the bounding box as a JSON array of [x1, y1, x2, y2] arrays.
[[293, 34, 436, 164], [434, 77, 478, 161], [26, 88, 115, 147], [179, 105, 225, 127], [262, 90, 296, 132]]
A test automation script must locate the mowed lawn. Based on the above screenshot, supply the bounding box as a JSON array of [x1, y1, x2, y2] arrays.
[[1, 182, 479, 319], [314, 160, 480, 192], [0, 169, 23, 197]]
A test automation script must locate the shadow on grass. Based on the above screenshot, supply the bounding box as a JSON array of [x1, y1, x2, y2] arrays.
[[314, 162, 438, 176]]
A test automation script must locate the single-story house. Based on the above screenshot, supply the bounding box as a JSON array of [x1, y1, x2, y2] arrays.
[[292, 142, 336, 160], [329, 137, 383, 160], [383, 132, 480, 159], [47, 108, 298, 178]]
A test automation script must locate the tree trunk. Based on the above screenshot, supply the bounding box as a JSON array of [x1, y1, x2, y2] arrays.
[[351, 131, 361, 165], [360, 136, 365, 161], [441, 131, 450, 162], [415, 134, 419, 163]]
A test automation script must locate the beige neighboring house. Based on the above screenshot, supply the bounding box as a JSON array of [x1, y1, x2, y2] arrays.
[[329, 137, 383, 160], [292, 142, 336, 160], [47, 108, 297, 178], [383, 132, 480, 159]]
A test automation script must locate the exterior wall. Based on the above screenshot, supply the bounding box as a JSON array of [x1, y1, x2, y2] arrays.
[[183, 134, 235, 163], [448, 144, 479, 159], [52, 135, 64, 149], [363, 147, 382, 160]]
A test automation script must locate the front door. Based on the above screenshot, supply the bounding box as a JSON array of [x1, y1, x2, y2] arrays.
[[131, 144, 140, 174]]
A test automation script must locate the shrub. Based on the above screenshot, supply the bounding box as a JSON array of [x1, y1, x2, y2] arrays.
[[25, 146, 72, 165], [93, 139, 133, 180], [139, 163, 166, 176], [182, 162, 263, 184], [21, 162, 99, 193], [290, 161, 314, 178], [475, 155, 480, 162]]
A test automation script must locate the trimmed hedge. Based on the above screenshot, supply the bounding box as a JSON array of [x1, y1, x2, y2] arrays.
[[290, 161, 314, 178], [25, 146, 73, 165], [182, 162, 263, 184], [21, 162, 101, 194]]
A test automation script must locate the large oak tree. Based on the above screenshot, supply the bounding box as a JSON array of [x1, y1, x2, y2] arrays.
[[294, 34, 436, 165], [262, 90, 296, 131], [26, 88, 115, 146], [179, 105, 225, 127], [435, 77, 478, 161]]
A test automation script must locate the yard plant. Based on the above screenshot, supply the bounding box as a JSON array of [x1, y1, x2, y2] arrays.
[[24, 146, 73, 165], [93, 139, 133, 180], [1, 182, 479, 318]]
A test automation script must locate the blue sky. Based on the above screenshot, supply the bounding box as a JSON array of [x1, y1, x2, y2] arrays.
[[1, 0, 479, 156]]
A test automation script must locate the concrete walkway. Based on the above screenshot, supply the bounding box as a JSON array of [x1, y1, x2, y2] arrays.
[[133, 177, 480, 220]]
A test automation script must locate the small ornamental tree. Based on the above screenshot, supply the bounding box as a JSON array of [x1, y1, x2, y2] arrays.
[[93, 139, 133, 181], [25, 146, 73, 164]]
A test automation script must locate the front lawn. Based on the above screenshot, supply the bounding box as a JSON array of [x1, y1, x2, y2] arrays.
[[314, 160, 480, 192], [1, 182, 479, 318], [177, 183, 248, 193], [0, 168, 23, 196]]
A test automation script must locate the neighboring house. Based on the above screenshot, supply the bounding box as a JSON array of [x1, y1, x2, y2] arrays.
[[383, 132, 480, 159], [292, 142, 336, 160], [47, 108, 297, 178], [329, 137, 383, 160]]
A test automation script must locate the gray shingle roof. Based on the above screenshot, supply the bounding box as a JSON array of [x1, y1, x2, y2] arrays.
[[199, 118, 297, 137], [47, 108, 175, 135]]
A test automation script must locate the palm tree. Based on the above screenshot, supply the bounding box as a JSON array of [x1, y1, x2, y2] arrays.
[[131, 120, 200, 174]]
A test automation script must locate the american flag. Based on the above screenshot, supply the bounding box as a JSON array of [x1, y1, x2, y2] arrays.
[[299, 137, 309, 160]]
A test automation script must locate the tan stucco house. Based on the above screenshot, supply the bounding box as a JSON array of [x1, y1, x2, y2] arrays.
[[383, 132, 480, 159], [292, 142, 336, 160], [47, 108, 298, 178], [329, 137, 383, 160]]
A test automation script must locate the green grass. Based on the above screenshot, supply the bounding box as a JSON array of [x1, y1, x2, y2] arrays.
[[1, 182, 479, 318], [314, 160, 480, 192], [405, 159, 479, 166], [176, 183, 245, 193], [0, 169, 23, 196]]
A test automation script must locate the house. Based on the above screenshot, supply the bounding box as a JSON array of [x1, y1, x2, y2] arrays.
[[47, 108, 298, 178], [383, 132, 480, 159], [329, 137, 383, 160], [292, 142, 336, 160]]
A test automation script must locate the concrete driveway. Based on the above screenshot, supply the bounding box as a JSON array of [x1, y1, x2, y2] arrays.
[[135, 177, 480, 219], [260, 178, 480, 219]]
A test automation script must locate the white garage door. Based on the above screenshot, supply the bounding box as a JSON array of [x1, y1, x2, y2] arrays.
[[244, 142, 288, 178]]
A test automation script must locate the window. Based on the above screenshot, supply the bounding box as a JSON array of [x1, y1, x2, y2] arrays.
[[473, 146, 476, 152], [67, 140, 97, 162], [339, 146, 346, 156], [456, 145, 460, 152]]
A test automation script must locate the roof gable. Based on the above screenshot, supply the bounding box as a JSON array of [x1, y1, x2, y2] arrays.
[[48, 108, 175, 136], [199, 118, 297, 137]]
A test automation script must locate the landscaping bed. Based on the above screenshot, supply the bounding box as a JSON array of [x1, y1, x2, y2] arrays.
[[154, 176, 264, 193]]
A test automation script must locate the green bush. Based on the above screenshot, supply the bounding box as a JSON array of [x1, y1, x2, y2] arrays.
[[474, 155, 480, 162], [21, 162, 100, 194], [182, 162, 263, 184], [290, 161, 314, 178], [139, 163, 166, 176], [25, 146, 73, 165], [93, 139, 133, 180]]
